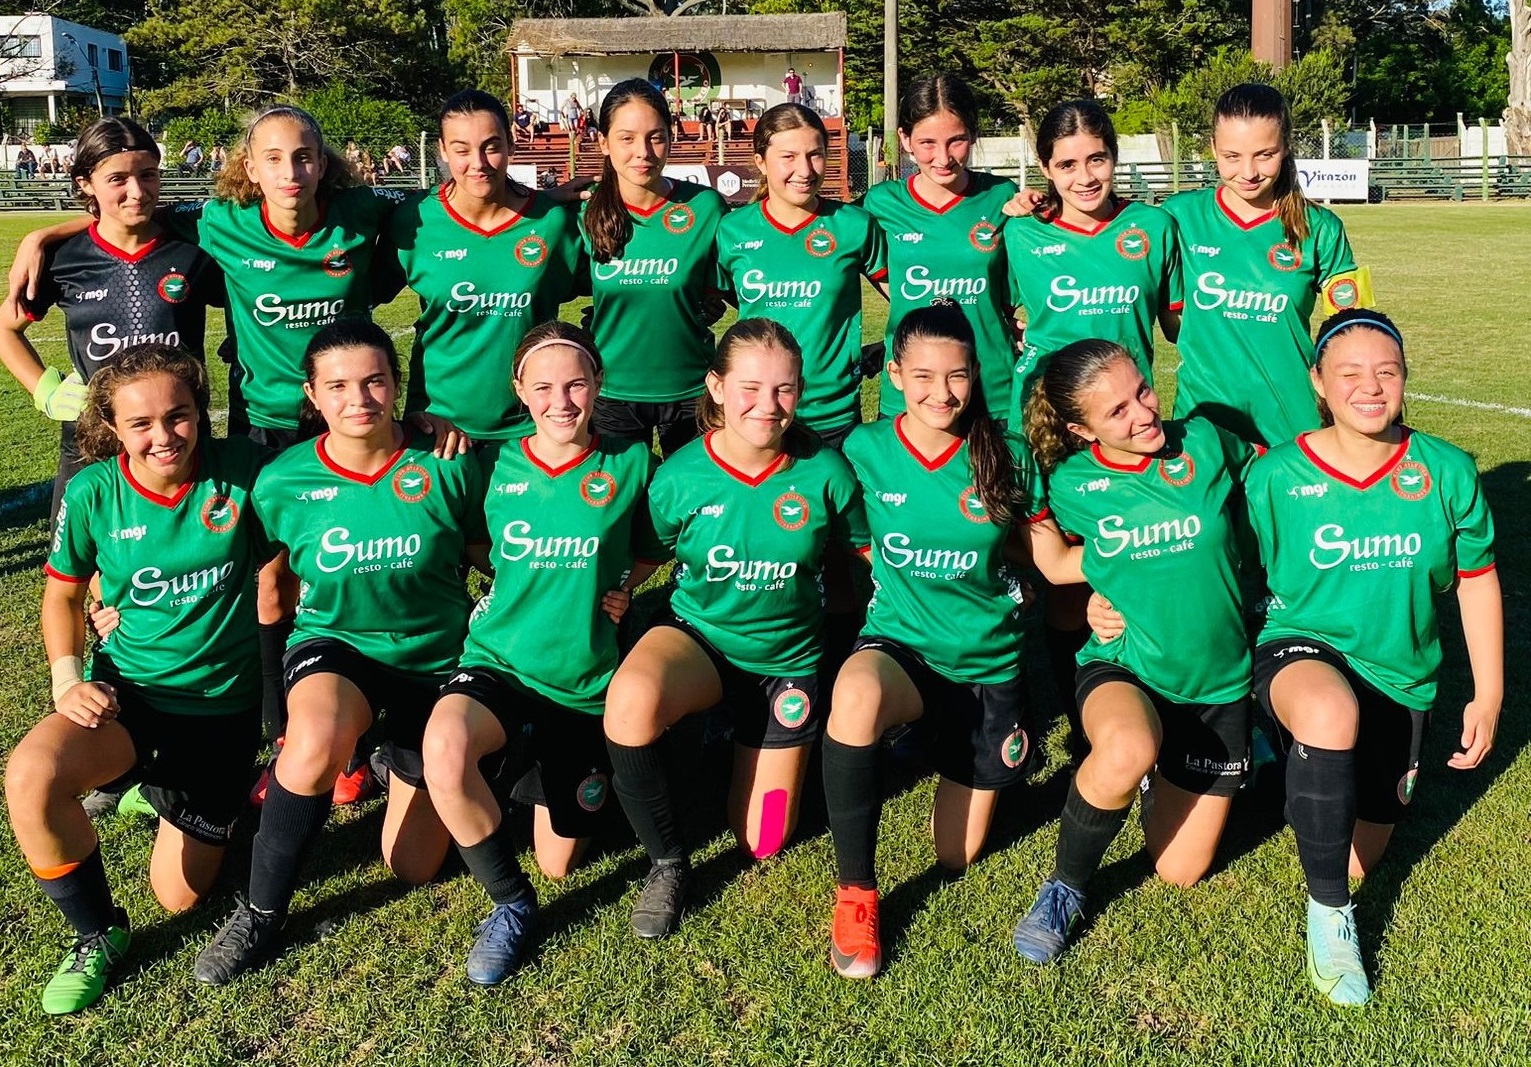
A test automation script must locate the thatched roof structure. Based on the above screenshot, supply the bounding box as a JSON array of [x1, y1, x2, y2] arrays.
[[505, 14, 847, 57]]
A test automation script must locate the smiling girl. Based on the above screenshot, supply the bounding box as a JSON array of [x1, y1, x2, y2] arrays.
[[1243, 309, 1500, 1005], [604, 318, 869, 940], [580, 79, 729, 456], [6, 346, 265, 1014], [194, 320, 487, 986]]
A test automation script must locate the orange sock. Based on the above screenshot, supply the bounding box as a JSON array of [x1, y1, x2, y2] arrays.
[[30, 858, 83, 881]]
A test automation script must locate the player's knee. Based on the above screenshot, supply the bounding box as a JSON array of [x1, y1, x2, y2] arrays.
[[419, 720, 470, 793], [384, 848, 442, 887], [534, 853, 577, 881], [603, 671, 663, 743], [151, 876, 207, 914], [3, 744, 64, 815], [934, 839, 978, 873], [1086, 735, 1157, 791], [1153, 853, 1211, 889]]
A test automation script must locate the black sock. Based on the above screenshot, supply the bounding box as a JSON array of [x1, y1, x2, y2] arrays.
[[259, 619, 293, 742], [458, 819, 534, 906], [248, 774, 332, 914], [822, 736, 882, 890], [34, 845, 117, 937], [1284, 741, 1356, 907], [1045, 624, 1090, 751], [607, 739, 684, 864], [1052, 779, 1132, 893]]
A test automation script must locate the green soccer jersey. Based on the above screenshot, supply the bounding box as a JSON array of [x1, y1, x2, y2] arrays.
[[170, 186, 406, 431], [1006, 199, 1183, 425], [1247, 429, 1495, 710], [46, 438, 267, 716], [1164, 187, 1357, 446], [716, 198, 889, 432], [253, 429, 487, 676], [649, 434, 871, 675], [459, 435, 665, 714], [845, 417, 1045, 685], [860, 173, 1017, 419], [1046, 418, 1257, 704], [580, 180, 729, 403], [383, 186, 581, 440]]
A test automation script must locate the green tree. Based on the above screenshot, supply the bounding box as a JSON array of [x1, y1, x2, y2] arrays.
[[1148, 46, 1348, 149]]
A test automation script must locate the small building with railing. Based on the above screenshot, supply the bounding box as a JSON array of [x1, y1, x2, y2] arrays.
[[0, 14, 129, 136], [504, 13, 849, 201]]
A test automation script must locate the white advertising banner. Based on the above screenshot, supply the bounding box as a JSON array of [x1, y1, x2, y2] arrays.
[[1296, 159, 1370, 201]]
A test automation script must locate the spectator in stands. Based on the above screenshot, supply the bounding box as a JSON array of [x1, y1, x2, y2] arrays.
[[563, 94, 582, 133], [714, 100, 732, 143], [697, 100, 717, 143], [40, 146, 61, 176], [208, 145, 224, 174], [182, 142, 204, 175], [359, 148, 379, 185], [513, 102, 534, 144], [385, 143, 411, 175], [583, 107, 598, 143], [782, 66, 804, 104], [16, 144, 37, 179], [343, 140, 361, 167]]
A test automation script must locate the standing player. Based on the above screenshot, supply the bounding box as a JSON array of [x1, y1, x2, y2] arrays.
[[1005, 99, 1184, 749], [1004, 98, 1182, 426], [421, 321, 665, 985], [1165, 84, 1365, 447], [1244, 310, 1499, 1005], [716, 104, 888, 449], [860, 75, 1017, 421], [604, 318, 870, 940], [823, 301, 1070, 978], [378, 90, 581, 445], [581, 78, 730, 456], [194, 320, 487, 985], [1009, 339, 1260, 965], [5, 345, 264, 1013], [0, 117, 222, 527]]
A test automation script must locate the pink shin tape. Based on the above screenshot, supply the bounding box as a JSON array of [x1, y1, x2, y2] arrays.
[[753, 788, 789, 859]]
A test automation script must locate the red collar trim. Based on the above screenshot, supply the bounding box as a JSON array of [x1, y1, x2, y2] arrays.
[[1215, 186, 1276, 230], [624, 180, 674, 218], [894, 414, 963, 471], [521, 434, 598, 478], [260, 201, 325, 249], [906, 174, 967, 215], [1090, 441, 1153, 473], [315, 433, 408, 485], [704, 432, 788, 487], [439, 184, 521, 238], [89, 223, 160, 264], [1051, 198, 1126, 237], [761, 199, 819, 236], [1296, 429, 1412, 490], [118, 451, 195, 508]]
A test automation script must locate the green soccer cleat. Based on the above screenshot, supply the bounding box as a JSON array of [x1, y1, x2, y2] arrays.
[[1305, 897, 1371, 1007], [116, 783, 158, 819], [41, 911, 131, 1015]]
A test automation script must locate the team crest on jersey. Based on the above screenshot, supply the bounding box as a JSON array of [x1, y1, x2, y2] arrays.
[[1000, 727, 1030, 770], [576, 772, 609, 812], [322, 248, 353, 278], [969, 220, 1000, 253], [1159, 453, 1196, 487], [393, 463, 432, 503], [515, 235, 549, 268], [958, 486, 989, 523], [804, 228, 837, 257], [158, 271, 189, 303], [580, 470, 617, 507], [1390, 460, 1432, 500], [1267, 243, 1302, 272], [662, 204, 696, 234], [1115, 226, 1150, 261], [200, 494, 239, 533], [773, 491, 810, 530], [773, 687, 812, 729]]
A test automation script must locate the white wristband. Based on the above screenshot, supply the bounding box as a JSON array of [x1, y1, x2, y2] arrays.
[[50, 655, 84, 703]]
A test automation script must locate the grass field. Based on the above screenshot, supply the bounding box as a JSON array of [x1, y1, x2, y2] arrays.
[[0, 204, 1528, 1066]]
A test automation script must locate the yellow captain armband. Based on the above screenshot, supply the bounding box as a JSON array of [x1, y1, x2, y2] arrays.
[[1320, 266, 1374, 315]]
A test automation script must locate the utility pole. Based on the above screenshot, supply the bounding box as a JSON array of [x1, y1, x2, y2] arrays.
[[882, 0, 897, 181]]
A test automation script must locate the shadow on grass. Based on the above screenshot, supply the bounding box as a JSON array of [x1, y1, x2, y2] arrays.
[[1354, 459, 1529, 979]]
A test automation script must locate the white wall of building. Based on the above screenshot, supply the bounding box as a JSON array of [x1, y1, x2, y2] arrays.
[[0, 14, 130, 131], [514, 50, 841, 123]]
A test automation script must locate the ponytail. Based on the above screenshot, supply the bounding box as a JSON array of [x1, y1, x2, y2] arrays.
[[1023, 339, 1134, 471], [1213, 83, 1310, 247], [586, 79, 670, 262]]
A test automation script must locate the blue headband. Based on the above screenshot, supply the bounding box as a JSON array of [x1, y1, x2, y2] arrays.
[[1314, 316, 1404, 360]]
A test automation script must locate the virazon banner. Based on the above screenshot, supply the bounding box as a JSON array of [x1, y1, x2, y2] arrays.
[[1296, 160, 1370, 201]]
